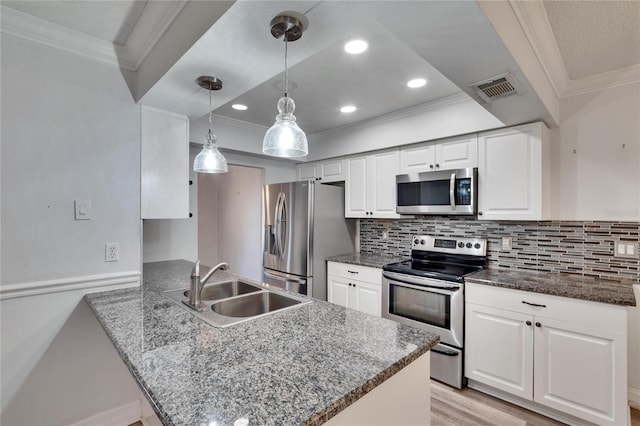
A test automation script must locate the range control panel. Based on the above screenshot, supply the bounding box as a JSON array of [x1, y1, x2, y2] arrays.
[[412, 235, 487, 256]]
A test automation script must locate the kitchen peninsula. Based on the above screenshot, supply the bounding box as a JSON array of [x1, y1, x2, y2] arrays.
[[85, 260, 439, 425]]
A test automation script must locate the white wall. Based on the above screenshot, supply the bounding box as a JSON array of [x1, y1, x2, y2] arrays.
[[550, 82, 640, 221], [305, 94, 504, 162], [0, 35, 141, 416]]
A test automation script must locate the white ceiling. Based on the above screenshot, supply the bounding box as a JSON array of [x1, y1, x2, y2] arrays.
[[2, 0, 148, 45], [5, 0, 637, 136], [543, 0, 640, 80]]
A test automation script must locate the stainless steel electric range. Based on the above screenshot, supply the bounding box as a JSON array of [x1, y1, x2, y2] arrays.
[[382, 235, 487, 388]]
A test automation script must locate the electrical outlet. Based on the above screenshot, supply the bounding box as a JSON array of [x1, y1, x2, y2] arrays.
[[501, 237, 512, 251], [105, 243, 119, 262], [382, 230, 388, 240]]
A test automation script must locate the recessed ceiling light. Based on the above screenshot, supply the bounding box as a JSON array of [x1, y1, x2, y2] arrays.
[[232, 104, 248, 111], [340, 105, 356, 113], [344, 40, 368, 54], [407, 78, 427, 88]]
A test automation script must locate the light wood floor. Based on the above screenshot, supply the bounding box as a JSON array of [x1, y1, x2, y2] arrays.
[[126, 386, 640, 426], [431, 380, 640, 426]]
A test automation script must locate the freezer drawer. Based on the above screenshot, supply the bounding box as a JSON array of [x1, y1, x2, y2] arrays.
[[263, 268, 311, 298]]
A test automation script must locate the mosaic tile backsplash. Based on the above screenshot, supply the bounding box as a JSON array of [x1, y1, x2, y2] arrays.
[[360, 218, 640, 281]]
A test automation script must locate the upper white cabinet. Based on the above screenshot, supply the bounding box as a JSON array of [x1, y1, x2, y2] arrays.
[[465, 283, 627, 426], [399, 134, 478, 174], [477, 122, 550, 220], [297, 159, 346, 183], [141, 106, 190, 219], [327, 261, 382, 317], [346, 149, 401, 218]]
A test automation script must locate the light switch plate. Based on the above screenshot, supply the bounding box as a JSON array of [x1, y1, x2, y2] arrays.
[[614, 240, 638, 258], [74, 199, 91, 220], [501, 237, 512, 250]]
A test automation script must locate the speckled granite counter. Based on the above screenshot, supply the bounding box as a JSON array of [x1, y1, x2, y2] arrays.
[[326, 253, 408, 269], [85, 260, 438, 426], [467, 268, 636, 306]]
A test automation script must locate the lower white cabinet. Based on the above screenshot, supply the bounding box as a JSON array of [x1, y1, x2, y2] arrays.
[[327, 261, 382, 317], [465, 283, 627, 426]]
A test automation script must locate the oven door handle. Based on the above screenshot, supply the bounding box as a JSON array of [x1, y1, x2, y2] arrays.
[[383, 272, 461, 292], [432, 347, 460, 357]]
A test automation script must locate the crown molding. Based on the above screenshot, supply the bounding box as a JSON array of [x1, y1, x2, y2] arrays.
[[123, 1, 188, 70], [509, 0, 640, 99], [1, 5, 124, 68], [210, 113, 269, 132], [508, 0, 569, 98], [563, 64, 640, 98], [0, 2, 185, 71], [310, 92, 471, 140]]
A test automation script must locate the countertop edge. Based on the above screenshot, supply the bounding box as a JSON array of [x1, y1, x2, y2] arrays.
[[302, 342, 436, 425]]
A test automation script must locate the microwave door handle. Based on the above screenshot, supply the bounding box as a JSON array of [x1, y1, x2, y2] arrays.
[[449, 172, 456, 210]]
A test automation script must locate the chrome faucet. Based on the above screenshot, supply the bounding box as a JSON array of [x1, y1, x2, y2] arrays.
[[183, 260, 229, 311]]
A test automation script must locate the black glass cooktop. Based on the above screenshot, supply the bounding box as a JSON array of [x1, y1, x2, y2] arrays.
[[383, 259, 483, 283]]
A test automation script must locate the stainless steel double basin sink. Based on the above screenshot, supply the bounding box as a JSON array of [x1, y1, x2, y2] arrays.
[[164, 278, 311, 328]]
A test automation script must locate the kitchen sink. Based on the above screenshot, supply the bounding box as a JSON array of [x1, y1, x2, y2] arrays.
[[211, 291, 301, 317], [182, 279, 262, 301], [164, 278, 311, 328]]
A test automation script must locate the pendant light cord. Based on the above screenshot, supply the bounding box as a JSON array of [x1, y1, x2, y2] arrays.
[[284, 39, 289, 98]]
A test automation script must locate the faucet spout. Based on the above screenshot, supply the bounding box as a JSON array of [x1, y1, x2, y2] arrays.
[[184, 260, 229, 312]]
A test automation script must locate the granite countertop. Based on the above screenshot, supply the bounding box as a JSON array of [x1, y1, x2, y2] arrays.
[[467, 268, 636, 306], [85, 260, 438, 426], [326, 252, 408, 269]]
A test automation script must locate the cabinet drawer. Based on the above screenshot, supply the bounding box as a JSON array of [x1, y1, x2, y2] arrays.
[[327, 261, 382, 285], [466, 283, 626, 331]]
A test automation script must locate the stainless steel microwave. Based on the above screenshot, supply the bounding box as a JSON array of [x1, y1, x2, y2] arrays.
[[396, 167, 477, 215]]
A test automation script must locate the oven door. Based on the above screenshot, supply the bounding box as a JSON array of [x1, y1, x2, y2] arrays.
[[382, 271, 463, 348]]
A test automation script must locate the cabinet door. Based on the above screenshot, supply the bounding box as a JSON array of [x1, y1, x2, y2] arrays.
[[141, 106, 189, 219], [399, 142, 436, 174], [478, 122, 548, 220], [345, 156, 368, 218], [320, 159, 345, 182], [436, 135, 478, 170], [369, 150, 400, 218], [465, 303, 534, 400], [533, 317, 626, 425], [352, 280, 381, 317], [298, 164, 318, 181], [327, 275, 350, 308]]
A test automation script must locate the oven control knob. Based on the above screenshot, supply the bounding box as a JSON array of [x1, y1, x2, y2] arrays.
[[474, 243, 481, 249], [414, 238, 420, 245], [466, 242, 473, 248], [457, 242, 464, 248], [420, 239, 426, 245]]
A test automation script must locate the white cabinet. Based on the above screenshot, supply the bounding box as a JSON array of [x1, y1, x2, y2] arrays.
[[399, 134, 478, 174], [297, 159, 346, 183], [477, 122, 550, 220], [346, 150, 401, 218], [141, 106, 190, 219], [465, 283, 627, 426], [327, 262, 382, 317]]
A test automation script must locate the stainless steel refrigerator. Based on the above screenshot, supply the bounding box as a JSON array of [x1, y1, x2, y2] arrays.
[[262, 180, 356, 300]]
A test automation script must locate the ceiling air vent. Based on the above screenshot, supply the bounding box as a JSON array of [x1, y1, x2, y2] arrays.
[[470, 73, 523, 103]]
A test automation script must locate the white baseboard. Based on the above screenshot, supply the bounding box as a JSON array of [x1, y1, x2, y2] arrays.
[[70, 400, 142, 426], [630, 387, 640, 410], [0, 271, 140, 300]]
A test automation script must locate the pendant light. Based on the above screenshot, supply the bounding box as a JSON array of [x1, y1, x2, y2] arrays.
[[262, 13, 308, 158], [193, 76, 228, 173]]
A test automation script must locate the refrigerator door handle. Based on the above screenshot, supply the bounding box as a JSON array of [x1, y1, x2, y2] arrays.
[[263, 269, 307, 285], [275, 192, 287, 258]]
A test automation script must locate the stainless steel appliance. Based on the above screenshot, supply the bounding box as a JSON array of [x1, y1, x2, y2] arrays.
[[382, 235, 486, 388], [263, 181, 356, 300], [396, 167, 477, 215]]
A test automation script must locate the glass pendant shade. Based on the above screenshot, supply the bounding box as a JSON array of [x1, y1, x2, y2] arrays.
[[263, 96, 308, 158], [193, 130, 228, 173]]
